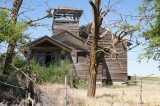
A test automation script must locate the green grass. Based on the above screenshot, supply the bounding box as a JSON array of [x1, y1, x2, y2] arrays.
[[144, 77, 160, 81], [31, 60, 72, 84]]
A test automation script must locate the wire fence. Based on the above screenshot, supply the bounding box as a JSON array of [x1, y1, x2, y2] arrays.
[[1, 75, 160, 106], [60, 75, 160, 106]]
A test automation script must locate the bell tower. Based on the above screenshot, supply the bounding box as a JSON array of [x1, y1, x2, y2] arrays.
[[48, 7, 83, 36]]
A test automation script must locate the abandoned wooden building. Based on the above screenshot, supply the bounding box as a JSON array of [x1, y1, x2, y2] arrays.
[[29, 7, 128, 84]]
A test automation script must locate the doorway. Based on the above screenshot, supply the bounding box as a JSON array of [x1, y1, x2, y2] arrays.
[[46, 54, 51, 66], [37, 52, 55, 66]]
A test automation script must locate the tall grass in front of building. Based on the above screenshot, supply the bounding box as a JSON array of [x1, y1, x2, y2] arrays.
[[31, 60, 72, 84]]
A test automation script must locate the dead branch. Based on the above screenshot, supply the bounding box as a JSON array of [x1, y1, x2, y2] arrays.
[[11, 0, 23, 22], [0, 7, 11, 11], [89, 0, 96, 11], [108, 0, 124, 10], [0, 80, 24, 89], [111, 9, 145, 18], [10, 64, 36, 83], [27, 15, 49, 25], [18, 8, 34, 17]]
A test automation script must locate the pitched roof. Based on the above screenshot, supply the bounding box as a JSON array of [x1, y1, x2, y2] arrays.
[[30, 35, 72, 52], [52, 30, 91, 51], [52, 30, 83, 41]]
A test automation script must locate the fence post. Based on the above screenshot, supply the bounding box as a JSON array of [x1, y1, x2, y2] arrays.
[[140, 79, 142, 106], [139, 74, 154, 106], [64, 75, 67, 106]]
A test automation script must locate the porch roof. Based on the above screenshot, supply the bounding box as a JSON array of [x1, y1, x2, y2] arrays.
[[29, 35, 72, 52]]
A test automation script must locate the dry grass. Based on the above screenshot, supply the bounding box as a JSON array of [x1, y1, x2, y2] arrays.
[[39, 80, 160, 106]]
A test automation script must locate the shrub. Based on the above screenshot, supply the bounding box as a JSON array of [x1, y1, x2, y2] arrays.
[[12, 55, 26, 68], [0, 55, 26, 74], [31, 60, 72, 84]]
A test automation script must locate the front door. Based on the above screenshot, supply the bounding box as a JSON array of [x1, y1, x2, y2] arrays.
[[37, 52, 55, 66]]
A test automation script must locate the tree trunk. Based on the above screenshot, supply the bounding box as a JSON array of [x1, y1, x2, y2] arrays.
[[87, 43, 97, 97], [3, 43, 16, 74], [69, 67, 75, 89], [87, 0, 101, 97], [3, 0, 23, 74]]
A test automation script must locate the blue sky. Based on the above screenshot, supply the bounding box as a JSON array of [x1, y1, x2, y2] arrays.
[[1, 0, 159, 77]]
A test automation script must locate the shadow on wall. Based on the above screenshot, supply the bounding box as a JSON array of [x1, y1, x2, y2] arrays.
[[97, 52, 113, 85]]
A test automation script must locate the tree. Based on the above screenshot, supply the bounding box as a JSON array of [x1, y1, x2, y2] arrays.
[[138, 0, 160, 61], [0, 0, 49, 74], [0, 7, 28, 73], [87, 0, 141, 97], [87, 0, 104, 97], [3, 0, 23, 74]]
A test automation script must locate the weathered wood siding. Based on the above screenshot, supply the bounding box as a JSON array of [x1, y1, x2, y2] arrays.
[[70, 51, 90, 79], [53, 20, 79, 36], [30, 37, 71, 66], [79, 28, 128, 83]]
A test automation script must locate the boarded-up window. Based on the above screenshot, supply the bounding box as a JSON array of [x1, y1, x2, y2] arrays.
[[77, 52, 87, 63]]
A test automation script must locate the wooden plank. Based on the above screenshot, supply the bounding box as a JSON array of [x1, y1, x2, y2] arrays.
[[31, 47, 59, 50], [77, 76, 128, 82], [53, 20, 79, 35], [107, 68, 127, 72], [106, 63, 127, 67], [71, 52, 77, 64], [106, 73, 127, 77], [77, 72, 89, 76]]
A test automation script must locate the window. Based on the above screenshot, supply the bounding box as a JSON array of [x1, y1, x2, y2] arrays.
[[77, 52, 87, 63]]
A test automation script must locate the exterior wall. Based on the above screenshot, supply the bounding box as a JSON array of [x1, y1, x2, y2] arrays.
[[31, 49, 72, 66], [102, 52, 127, 83], [53, 20, 79, 36], [30, 39, 71, 66], [74, 51, 90, 78], [30, 24, 128, 84], [78, 29, 128, 84], [71, 51, 127, 84]]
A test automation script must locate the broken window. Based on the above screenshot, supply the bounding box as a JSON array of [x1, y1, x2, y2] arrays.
[[77, 52, 87, 63]]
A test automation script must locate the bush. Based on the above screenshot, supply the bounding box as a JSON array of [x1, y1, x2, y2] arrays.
[[12, 55, 26, 68], [31, 60, 72, 84], [0, 55, 26, 74]]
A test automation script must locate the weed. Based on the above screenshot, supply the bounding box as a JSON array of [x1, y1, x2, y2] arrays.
[[31, 60, 72, 84], [74, 79, 88, 89]]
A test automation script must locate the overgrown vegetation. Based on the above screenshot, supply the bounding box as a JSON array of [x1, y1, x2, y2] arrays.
[[31, 60, 72, 84], [0, 55, 72, 84], [74, 79, 88, 89], [12, 55, 26, 68], [0, 7, 29, 74], [0, 55, 26, 74]]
